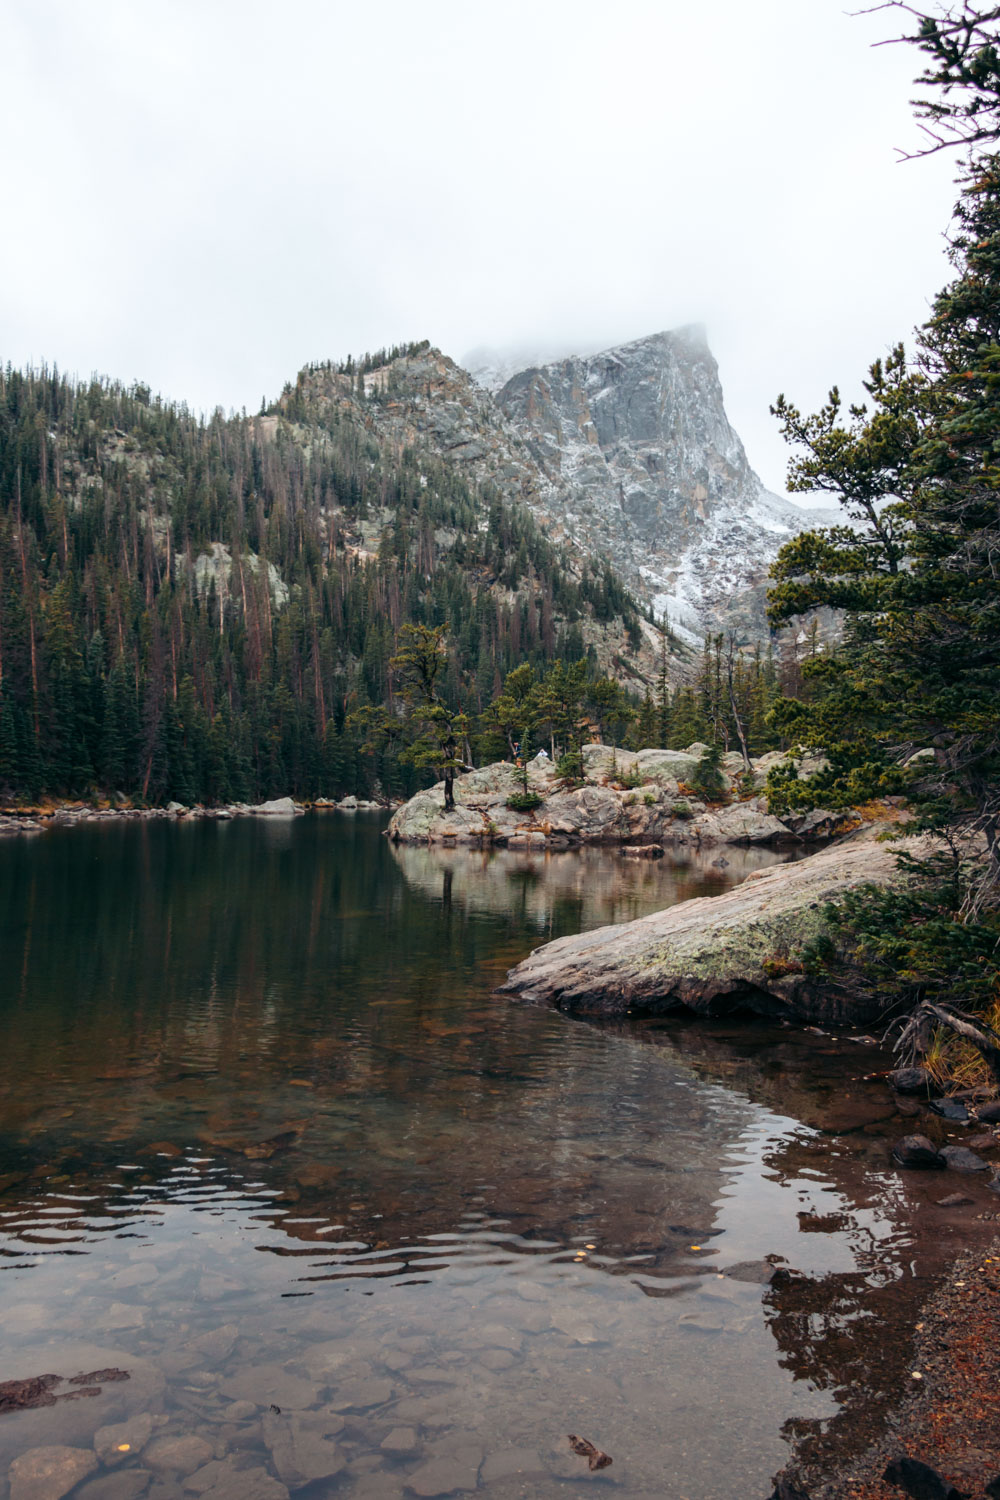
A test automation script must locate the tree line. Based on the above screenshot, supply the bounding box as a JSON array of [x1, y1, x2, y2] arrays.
[[0, 361, 650, 806]]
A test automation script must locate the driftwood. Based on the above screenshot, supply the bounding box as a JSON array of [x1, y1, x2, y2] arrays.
[[0, 1367, 129, 1416], [895, 1000, 1000, 1089]]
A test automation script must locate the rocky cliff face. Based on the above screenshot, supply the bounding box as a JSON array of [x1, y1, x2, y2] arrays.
[[488, 327, 828, 639], [286, 329, 833, 644]]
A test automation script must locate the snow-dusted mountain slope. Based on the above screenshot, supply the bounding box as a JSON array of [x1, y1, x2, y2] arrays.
[[488, 326, 836, 639], [288, 329, 839, 642]]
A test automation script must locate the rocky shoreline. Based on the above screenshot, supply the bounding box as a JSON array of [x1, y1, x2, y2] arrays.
[[386, 743, 850, 850], [793, 1236, 1000, 1500], [0, 794, 389, 836]]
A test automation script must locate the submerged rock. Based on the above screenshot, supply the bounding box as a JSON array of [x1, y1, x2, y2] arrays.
[[939, 1146, 989, 1173], [890, 1067, 937, 1096], [499, 832, 920, 1025], [892, 1135, 946, 1170], [9, 1446, 98, 1500]]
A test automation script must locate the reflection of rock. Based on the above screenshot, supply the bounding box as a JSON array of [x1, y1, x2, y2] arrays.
[[389, 838, 793, 935], [500, 833, 922, 1025]]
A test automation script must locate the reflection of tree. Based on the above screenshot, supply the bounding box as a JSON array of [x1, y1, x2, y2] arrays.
[[389, 839, 793, 934]]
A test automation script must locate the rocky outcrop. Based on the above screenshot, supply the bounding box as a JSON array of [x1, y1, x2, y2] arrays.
[[498, 832, 921, 1025], [490, 329, 838, 638], [386, 744, 839, 850], [289, 331, 838, 644]]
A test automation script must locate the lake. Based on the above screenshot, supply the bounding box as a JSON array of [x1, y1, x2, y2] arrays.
[[0, 814, 993, 1499]]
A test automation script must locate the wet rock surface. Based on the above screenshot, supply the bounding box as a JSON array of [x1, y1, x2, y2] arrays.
[[500, 830, 923, 1025], [9, 1445, 98, 1500]]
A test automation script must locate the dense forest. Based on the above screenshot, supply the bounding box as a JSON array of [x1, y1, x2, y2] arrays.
[[0, 358, 659, 806]]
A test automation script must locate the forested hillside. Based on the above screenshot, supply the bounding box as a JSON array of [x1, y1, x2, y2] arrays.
[[0, 354, 656, 805]]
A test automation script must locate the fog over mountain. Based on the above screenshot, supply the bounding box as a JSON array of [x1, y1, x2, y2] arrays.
[[1, 0, 959, 498]]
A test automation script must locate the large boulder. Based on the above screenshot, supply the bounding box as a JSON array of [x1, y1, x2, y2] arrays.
[[499, 831, 923, 1025], [683, 800, 793, 846], [635, 748, 705, 786], [251, 797, 300, 817]]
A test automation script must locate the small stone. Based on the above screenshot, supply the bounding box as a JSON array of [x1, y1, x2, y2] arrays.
[[189, 1325, 239, 1362], [479, 1449, 546, 1483], [219, 1401, 257, 1423], [261, 1412, 344, 1486], [678, 1312, 724, 1333], [478, 1350, 515, 1372], [889, 1067, 935, 1096], [724, 1260, 779, 1284], [327, 1377, 393, 1411], [930, 1098, 969, 1122], [94, 1414, 154, 1465], [77, 1471, 151, 1500], [194, 1464, 288, 1500], [10, 1446, 99, 1500], [892, 1134, 946, 1169], [935, 1193, 974, 1207], [976, 1100, 1000, 1124], [143, 1436, 215, 1476], [95, 1303, 146, 1330], [940, 1145, 989, 1172], [405, 1448, 483, 1496], [380, 1427, 420, 1456]]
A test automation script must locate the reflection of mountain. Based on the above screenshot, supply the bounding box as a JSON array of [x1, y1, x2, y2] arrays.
[[389, 840, 795, 935]]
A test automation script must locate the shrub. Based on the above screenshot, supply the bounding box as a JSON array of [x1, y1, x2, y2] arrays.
[[735, 768, 757, 800], [643, 792, 657, 806], [671, 800, 693, 820], [690, 742, 727, 800], [616, 770, 645, 790], [506, 791, 543, 813], [555, 751, 583, 779]]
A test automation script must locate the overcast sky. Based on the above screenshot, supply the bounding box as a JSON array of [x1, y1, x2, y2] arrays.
[[1, 0, 963, 494]]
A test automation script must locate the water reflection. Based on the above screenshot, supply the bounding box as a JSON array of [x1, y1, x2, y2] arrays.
[[0, 819, 996, 1497], [389, 838, 796, 937]]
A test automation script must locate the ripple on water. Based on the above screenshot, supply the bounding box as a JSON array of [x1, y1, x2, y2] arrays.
[[0, 817, 997, 1497]]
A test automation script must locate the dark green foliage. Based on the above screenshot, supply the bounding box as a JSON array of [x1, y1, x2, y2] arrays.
[[505, 791, 543, 812], [554, 750, 583, 781], [689, 741, 727, 800], [813, 847, 1000, 1016], [0, 359, 644, 805]]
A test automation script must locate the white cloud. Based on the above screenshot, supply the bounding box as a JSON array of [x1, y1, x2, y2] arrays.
[[0, 0, 960, 492]]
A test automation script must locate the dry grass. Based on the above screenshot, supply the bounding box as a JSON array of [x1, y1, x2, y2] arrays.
[[923, 996, 1000, 1095]]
